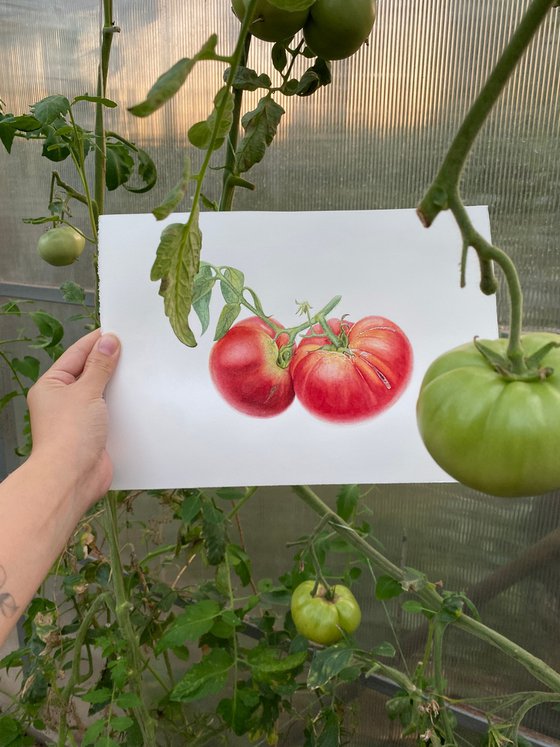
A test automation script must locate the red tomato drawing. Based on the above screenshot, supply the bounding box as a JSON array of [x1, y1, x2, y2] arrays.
[[209, 317, 295, 417], [290, 316, 413, 423]]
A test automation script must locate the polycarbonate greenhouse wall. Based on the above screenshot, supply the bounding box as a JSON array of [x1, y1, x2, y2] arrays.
[[1, 1, 560, 744]]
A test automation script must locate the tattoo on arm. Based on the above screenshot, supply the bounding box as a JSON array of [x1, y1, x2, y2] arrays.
[[0, 564, 18, 618]]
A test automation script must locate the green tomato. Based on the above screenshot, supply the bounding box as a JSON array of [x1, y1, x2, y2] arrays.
[[37, 226, 86, 267], [232, 0, 309, 42], [303, 0, 376, 60], [290, 580, 361, 645], [416, 333, 560, 497]]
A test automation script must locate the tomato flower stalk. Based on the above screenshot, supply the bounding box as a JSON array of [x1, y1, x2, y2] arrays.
[[416, 0, 558, 379]]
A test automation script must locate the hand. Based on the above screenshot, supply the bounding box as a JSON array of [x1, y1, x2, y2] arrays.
[[27, 329, 121, 514]]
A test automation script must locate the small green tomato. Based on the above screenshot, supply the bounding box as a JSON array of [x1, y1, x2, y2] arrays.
[[290, 580, 361, 645], [37, 226, 86, 267]]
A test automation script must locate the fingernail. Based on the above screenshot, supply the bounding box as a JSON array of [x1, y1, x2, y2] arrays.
[[98, 333, 120, 356]]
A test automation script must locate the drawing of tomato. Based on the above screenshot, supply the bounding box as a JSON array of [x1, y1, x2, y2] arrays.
[[290, 316, 413, 423], [209, 316, 295, 417]]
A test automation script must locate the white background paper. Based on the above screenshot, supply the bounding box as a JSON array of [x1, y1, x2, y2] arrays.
[[99, 208, 498, 489]]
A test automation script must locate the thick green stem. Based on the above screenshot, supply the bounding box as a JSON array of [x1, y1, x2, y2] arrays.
[[291, 485, 560, 695], [449, 193, 526, 371], [417, 0, 556, 227], [432, 623, 457, 745], [94, 0, 118, 216], [103, 493, 156, 744], [184, 0, 258, 240], [219, 34, 252, 212], [57, 593, 110, 746]]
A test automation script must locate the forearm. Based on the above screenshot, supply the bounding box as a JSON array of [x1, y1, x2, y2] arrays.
[[0, 455, 83, 647]]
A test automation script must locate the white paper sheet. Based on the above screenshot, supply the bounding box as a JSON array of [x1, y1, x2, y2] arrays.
[[99, 208, 498, 489]]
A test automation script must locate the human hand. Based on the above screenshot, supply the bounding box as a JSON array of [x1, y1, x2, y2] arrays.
[[27, 329, 121, 514]]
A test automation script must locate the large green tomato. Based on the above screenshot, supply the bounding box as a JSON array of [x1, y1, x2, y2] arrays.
[[303, 0, 376, 60], [417, 333, 560, 497], [232, 0, 309, 42], [290, 580, 361, 645], [36, 226, 86, 267]]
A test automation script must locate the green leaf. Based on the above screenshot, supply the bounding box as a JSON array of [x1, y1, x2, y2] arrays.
[[236, 96, 285, 174], [170, 648, 233, 702], [106, 141, 135, 191], [229, 66, 272, 92], [12, 356, 40, 382], [371, 641, 396, 658], [128, 36, 218, 117], [41, 128, 70, 162], [73, 94, 117, 107], [375, 575, 403, 601], [192, 265, 216, 335], [335, 484, 359, 521], [296, 59, 331, 97], [150, 213, 202, 347], [31, 95, 71, 126], [271, 43, 288, 72], [123, 148, 158, 194], [0, 391, 18, 412], [401, 600, 424, 614], [216, 487, 245, 500], [188, 87, 234, 151], [29, 311, 64, 350], [115, 692, 143, 709], [109, 716, 134, 732], [156, 600, 222, 653], [202, 497, 227, 565], [81, 687, 112, 705], [181, 491, 202, 524], [152, 155, 191, 220], [228, 544, 252, 587], [82, 718, 107, 747], [60, 281, 86, 304], [316, 710, 342, 747], [307, 645, 354, 689], [248, 646, 307, 678], [268, 0, 316, 9], [220, 267, 245, 304], [214, 303, 241, 340]]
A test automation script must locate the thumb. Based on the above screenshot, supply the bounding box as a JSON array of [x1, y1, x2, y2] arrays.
[[80, 333, 121, 395]]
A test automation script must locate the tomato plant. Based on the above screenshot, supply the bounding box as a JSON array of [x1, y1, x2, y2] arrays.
[[209, 316, 295, 416], [291, 580, 362, 645], [231, 0, 309, 42], [417, 333, 560, 497], [290, 316, 413, 423], [303, 0, 376, 60], [36, 225, 85, 267]]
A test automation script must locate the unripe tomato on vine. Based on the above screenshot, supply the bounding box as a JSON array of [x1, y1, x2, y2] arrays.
[[416, 333, 560, 498], [303, 0, 377, 60], [291, 580, 361, 645], [37, 225, 86, 267], [231, 0, 309, 42]]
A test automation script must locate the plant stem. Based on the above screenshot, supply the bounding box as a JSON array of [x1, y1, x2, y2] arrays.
[[417, 0, 556, 228], [184, 0, 259, 240], [103, 492, 156, 744], [57, 592, 110, 746], [94, 0, 118, 216], [227, 486, 258, 520], [432, 623, 457, 745], [291, 485, 560, 695], [416, 0, 556, 367], [219, 33, 251, 212], [449, 193, 525, 370]]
